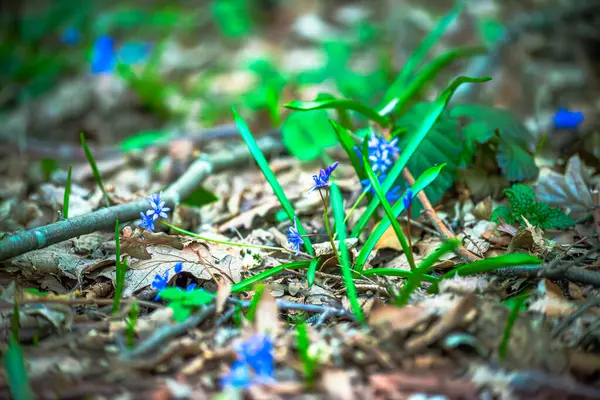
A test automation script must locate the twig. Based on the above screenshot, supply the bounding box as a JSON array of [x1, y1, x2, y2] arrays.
[[495, 264, 600, 288], [553, 296, 600, 338], [402, 168, 481, 262], [0, 135, 284, 261], [8, 297, 161, 310]]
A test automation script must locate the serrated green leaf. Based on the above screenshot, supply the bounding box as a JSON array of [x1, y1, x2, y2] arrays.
[[450, 104, 539, 181], [284, 99, 389, 127], [506, 184, 536, 221], [282, 110, 339, 161], [490, 205, 514, 224], [182, 187, 219, 208], [531, 203, 576, 229]]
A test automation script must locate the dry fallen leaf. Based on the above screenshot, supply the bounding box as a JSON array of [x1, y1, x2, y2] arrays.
[[254, 289, 280, 337], [121, 226, 183, 260], [215, 279, 232, 314], [321, 369, 355, 400]]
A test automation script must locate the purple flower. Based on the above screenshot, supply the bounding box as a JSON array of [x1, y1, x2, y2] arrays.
[[309, 162, 338, 192], [139, 212, 156, 232], [221, 335, 275, 389], [146, 192, 170, 221], [402, 189, 414, 210], [287, 217, 303, 255], [151, 269, 170, 300], [91, 35, 116, 75], [553, 107, 584, 130], [360, 174, 401, 203]]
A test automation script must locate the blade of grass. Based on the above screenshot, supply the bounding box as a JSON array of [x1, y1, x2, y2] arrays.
[[4, 302, 33, 400], [112, 219, 127, 315], [80, 132, 110, 207], [231, 261, 311, 293], [62, 165, 72, 219], [285, 99, 389, 127], [350, 76, 491, 239], [380, 46, 487, 116], [380, 2, 463, 107], [297, 323, 317, 388], [499, 292, 529, 361], [354, 164, 445, 271], [330, 182, 364, 323], [233, 108, 314, 255], [395, 238, 459, 305], [307, 256, 321, 286], [362, 151, 416, 271], [360, 268, 438, 284], [329, 119, 365, 181]]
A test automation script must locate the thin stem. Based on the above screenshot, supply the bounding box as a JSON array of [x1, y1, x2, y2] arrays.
[[405, 202, 416, 271], [319, 189, 341, 262], [161, 221, 290, 252], [332, 186, 369, 241]]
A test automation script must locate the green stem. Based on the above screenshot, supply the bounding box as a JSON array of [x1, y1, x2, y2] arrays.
[[333, 187, 369, 241], [319, 189, 341, 262]]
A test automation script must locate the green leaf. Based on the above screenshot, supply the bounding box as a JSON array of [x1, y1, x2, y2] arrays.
[[80, 132, 110, 207], [478, 18, 506, 47], [307, 257, 321, 287], [380, 46, 486, 116], [284, 99, 389, 127], [531, 203, 576, 230], [450, 104, 539, 181], [120, 130, 171, 153], [233, 108, 313, 255], [351, 76, 491, 239], [330, 183, 364, 323], [212, 0, 252, 38], [506, 184, 536, 221], [380, 2, 463, 106], [499, 292, 529, 361], [329, 120, 365, 181], [41, 158, 59, 181], [490, 205, 515, 224], [231, 261, 311, 293], [3, 337, 33, 400], [63, 165, 72, 219], [282, 109, 339, 161], [355, 164, 446, 271], [297, 323, 317, 386], [182, 187, 219, 208], [363, 151, 416, 271], [438, 253, 542, 282], [360, 268, 438, 284]]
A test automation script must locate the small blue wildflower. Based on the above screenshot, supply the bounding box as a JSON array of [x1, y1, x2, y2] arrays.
[[146, 192, 170, 221], [91, 35, 116, 75], [61, 26, 80, 45], [151, 270, 170, 300], [118, 42, 152, 65], [309, 161, 338, 192], [221, 334, 275, 389], [138, 212, 156, 232], [355, 133, 400, 175], [287, 217, 303, 256], [402, 189, 414, 210], [360, 174, 401, 203], [553, 107, 584, 130], [174, 262, 183, 274], [185, 283, 197, 291]]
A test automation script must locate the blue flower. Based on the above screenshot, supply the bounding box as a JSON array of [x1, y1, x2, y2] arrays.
[[221, 334, 275, 389], [146, 192, 171, 221], [553, 107, 584, 130], [174, 262, 183, 274], [151, 269, 170, 300], [287, 217, 303, 256], [185, 283, 197, 291], [360, 174, 401, 203], [309, 161, 338, 192], [402, 189, 414, 210], [355, 133, 400, 175], [91, 35, 116, 74], [139, 212, 156, 232], [61, 26, 80, 45]]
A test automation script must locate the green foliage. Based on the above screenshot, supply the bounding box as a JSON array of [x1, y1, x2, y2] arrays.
[[285, 98, 389, 127], [354, 164, 446, 271], [231, 262, 311, 293], [41, 159, 59, 181], [120, 130, 171, 153], [499, 292, 529, 362], [112, 220, 128, 315], [351, 76, 490, 239], [182, 187, 219, 208], [450, 104, 539, 181], [330, 182, 364, 323], [329, 120, 366, 181], [363, 150, 416, 271], [282, 110, 339, 161], [245, 284, 264, 322], [307, 257, 322, 287], [4, 302, 33, 400], [126, 300, 139, 349], [212, 0, 252, 38], [80, 132, 110, 206], [63, 165, 72, 219], [243, 59, 287, 124], [158, 287, 215, 322], [477, 18, 506, 47], [491, 184, 575, 229], [296, 323, 317, 387], [233, 108, 313, 254], [360, 268, 438, 283]]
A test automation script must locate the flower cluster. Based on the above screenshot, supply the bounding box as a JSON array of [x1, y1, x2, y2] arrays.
[[356, 132, 402, 202], [553, 107, 584, 130], [309, 161, 338, 192], [287, 217, 304, 255], [138, 192, 171, 232], [221, 334, 276, 390], [360, 175, 401, 203]]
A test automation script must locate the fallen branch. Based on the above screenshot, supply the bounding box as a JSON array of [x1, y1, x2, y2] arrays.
[[0, 135, 284, 261], [402, 168, 481, 262], [494, 264, 600, 288]]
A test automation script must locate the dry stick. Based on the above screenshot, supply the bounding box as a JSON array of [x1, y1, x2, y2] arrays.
[[402, 168, 481, 262], [495, 264, 600, 288], [0, 135, 284, 261]]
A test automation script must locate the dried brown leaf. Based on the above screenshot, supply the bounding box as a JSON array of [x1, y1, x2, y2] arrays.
[[321, 369, 354, 400], [254, 288, 279, 337], [215, 279, 232, 314]]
